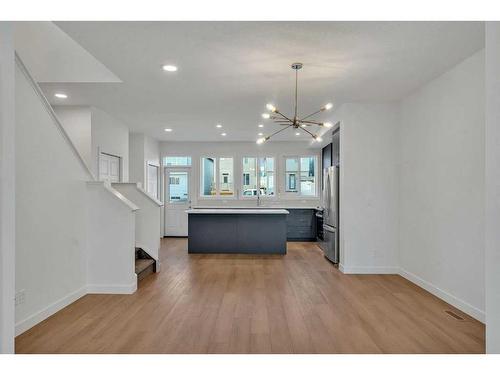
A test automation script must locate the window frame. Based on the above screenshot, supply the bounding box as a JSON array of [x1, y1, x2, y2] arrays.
[[146, 162, 160, 199], [199, 156, 236, 199], [240, 156, 277, 199], [282, 155, 319, 198]]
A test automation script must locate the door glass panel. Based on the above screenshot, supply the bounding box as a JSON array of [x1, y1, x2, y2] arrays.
[[242, 157, 257, 196], [169, 171, 189, 203], [164, 156, 192, 166]]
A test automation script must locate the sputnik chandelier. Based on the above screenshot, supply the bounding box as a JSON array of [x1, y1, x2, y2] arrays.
[[257, 62, 333, 144]]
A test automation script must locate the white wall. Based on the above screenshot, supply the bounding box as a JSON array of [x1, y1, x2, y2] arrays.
[[334, 103, 400, 273], [399, 50, 485, 322], [15, 61, 90, 335], [53, 106, 92, 167], [0, 22, 15, 354], [91, 107, 129, 182], [128, 133, 160, 189], [112, 183, 162, 261], [160, 141, 322, 208], [86, 182, 137, 294], [485, 23, 500, 353], [129, 133, 145, 185]]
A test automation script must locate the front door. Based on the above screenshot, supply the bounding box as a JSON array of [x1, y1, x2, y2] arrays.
[[164, 168, 191, 236]]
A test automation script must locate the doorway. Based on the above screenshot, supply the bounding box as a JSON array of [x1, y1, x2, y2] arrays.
[[164, 168, 191, 236]]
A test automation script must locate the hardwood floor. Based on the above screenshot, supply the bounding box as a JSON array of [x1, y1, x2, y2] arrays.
[[15, 238, 485, 353]]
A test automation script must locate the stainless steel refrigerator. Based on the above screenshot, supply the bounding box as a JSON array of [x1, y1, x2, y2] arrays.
[[319, 166, 339, 263]]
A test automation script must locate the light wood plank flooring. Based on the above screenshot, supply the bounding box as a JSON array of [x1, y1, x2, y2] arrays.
[[16, 238, 485, 353]]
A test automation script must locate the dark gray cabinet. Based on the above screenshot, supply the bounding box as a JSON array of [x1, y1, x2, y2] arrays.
[[332, 128, 340, 166], [286, 209, 316, 241], [322, 143, 332, 170]]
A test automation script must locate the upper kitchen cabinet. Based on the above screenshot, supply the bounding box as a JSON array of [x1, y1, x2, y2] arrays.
[[322, 142, 332, 169], [332, 128, 340, 166]]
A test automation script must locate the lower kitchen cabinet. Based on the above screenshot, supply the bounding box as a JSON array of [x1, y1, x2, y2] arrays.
[[286, 209, 317, 241]]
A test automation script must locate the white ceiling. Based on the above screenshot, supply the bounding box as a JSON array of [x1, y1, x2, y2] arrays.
[[15, 22, 121, 83], [35, 21, 484, 142]]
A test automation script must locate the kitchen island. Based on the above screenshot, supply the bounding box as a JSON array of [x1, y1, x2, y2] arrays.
[[186, 208, 289, 254]]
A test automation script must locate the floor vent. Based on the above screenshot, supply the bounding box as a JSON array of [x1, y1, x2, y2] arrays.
[[445, 310, 465, 321]]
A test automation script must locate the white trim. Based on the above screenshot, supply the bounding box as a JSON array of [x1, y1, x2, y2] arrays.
[[86, 281, 137, 295], [339, 265, 399, 274], [399, 268, 485, 323], [15, 286, 87, 336]]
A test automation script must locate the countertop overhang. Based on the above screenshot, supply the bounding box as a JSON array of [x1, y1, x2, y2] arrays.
[[186, 208, 289, 215]]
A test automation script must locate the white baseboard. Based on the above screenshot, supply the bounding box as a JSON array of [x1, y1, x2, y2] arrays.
[[339, 265, 399, 274], [399, 268, 485, 323], [15, 286, 87, 336], [87, 278, 137, 295]]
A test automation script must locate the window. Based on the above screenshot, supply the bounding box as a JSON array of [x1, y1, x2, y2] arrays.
[[147, 164, 159, 199], [242, 157, 275, 197], [200, 157, 234, 197], [219, 157, 234, 196], [284, 156, 317, 197], [259, 157, 275, 196], [242, 157, 257, 196], [164, 156, 192, 166], [201, 157, 216, 196]]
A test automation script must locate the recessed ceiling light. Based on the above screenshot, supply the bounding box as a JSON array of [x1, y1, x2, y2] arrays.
[[295, 132, 300, 136], [54, 93, 68, 99], [164, 128, 173, 132], [258, 132, 263, 136], [162, 65, 178, 72], [258, 124, 264, 128], [216, 124, 222, 128], [221, 132, 227, 136], [261, 113, 271, 119]]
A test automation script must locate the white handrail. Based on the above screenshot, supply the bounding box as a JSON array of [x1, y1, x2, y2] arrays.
[[111, 182, 163, 206], [87, 181, 139, 211], [15, 52, 96, 181]]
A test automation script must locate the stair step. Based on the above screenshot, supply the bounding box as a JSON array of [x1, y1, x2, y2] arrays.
[[135, 258, 155, 274]]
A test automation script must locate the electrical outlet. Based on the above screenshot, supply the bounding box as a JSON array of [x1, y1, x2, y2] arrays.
[[15, 290, 25, 306]]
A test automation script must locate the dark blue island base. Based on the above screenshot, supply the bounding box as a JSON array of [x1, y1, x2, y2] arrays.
[[187, 209, 289, 254]]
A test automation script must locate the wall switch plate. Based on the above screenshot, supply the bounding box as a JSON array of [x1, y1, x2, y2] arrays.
[[15, 289, 25, 306]]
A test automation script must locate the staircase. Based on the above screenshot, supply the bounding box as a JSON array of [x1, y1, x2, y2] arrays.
[[135, 248, 155, 281]]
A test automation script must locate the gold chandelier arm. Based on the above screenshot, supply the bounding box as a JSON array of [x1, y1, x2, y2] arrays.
[[299, 120, 323, 125], [265, 124, 293, 140], [274, 110, 294, 123], [299, 126, 318, 140], [299, 108, 323, 122]]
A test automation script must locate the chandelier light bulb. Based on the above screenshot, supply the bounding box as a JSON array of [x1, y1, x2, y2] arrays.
[[323, 122, 333, 128], [262, 113, 271, 119], [266, 103, 277, 112], [256, 137, 267, 145], [323, 103, 333, 111]]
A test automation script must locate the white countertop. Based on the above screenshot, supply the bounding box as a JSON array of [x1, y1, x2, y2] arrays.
[[194, 206, 321, 210], [186, 208, 289, 214]]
